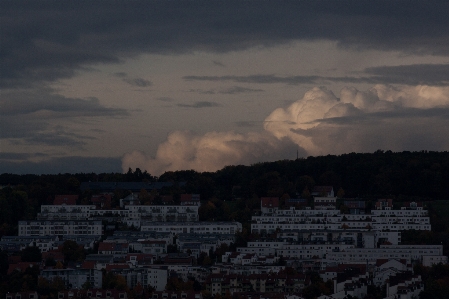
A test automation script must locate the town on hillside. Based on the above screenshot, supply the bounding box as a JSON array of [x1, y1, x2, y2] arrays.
[[1, 182, 448, 299]]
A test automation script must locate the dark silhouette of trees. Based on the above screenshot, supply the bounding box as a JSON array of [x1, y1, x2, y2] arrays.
[[21, 246, 42, 262]]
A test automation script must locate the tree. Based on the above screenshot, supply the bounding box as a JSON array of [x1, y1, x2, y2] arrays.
[[167, 244, 178, 253], [54, 261, 64, 269], [0, 249, 8, 276], [213, 243, 229, 261], [133, 282, 144, 296], [21, 246, 41, 262], [202, 255, 212, 266], [277, 256, 287, 266], [199, 201, 218, 221], [102, 272, 128, 291], [165, 277, 194, 291], [297, 175, 315, 195], [45, 257, 56, 267], [138, 189, 151, 205], [82, 280, 92, 290], [61, 240, 84, 262], [337, 187, 345, 198], [301, 187, 311, 199], [340, 205, 349, 214]]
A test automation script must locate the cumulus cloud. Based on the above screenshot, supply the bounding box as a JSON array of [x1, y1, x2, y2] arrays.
[[264, 85, 449, 156], [122, 131, 301, 175], [122, 84, 449, 175]]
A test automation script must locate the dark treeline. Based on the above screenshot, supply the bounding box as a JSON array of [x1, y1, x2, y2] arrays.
[[1, 150, 449, 236], [3, 150, 448, 199]]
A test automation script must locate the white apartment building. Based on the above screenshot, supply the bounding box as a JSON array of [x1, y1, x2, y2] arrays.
[[126, 205, 199, 221], [211, 264, 286, 276], [110, 267, 168, 291], [422, 255, 448, 266], [140, 221, 242, 235], [247, 240, 288, 249], [273, 230, 383, 247], [326, 246, 443, 263], [276, 244, 355, 259], [385, 274, 424, 299], [1, 236, 59, 252], [314, 197, 337, 210], [380, 244, 444, 256], [37, 205, 96, 220], [18, 220, 102, 236], [40, 268, 102, 289], [40, 205, 95, 213], [371, 209, 428, 217], [376, 231, 402, 245], [236, 247, 276, 256]]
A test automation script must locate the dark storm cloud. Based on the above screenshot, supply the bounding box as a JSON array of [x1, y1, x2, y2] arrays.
[[184, 63, 449, 86], [188, 89, 217, 95], [0, 152, 48, 161], [315, 107, 449, 126], [113, 72, 152, 87], [183, 74, 321, 84], [0, 156, 123, 174], [1, 117, 95, 148], [114, 72, 128, 78], [24, 132, 91, 148], [0, 117, 48, 139], [364, 64, 449, 86], [0, 88, 127, 147], [156, 97, 175, 102], [2, 1, 449, 88], [188, 86, 264, 95], [1, 88, 128, 116], [219, 86, 264, 94], [212, 60, 226, 67], [177, 101, 221, 108], [184, 74, 378, 85], [123, 78, 152, 87]]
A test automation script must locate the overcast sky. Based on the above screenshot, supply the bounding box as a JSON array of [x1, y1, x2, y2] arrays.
[[2, 1, 449, 175]]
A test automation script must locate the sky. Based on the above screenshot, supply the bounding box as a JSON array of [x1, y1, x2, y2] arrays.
[[1, 1, 449, 175]]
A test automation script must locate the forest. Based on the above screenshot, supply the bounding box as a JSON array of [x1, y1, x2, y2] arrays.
[[1, 150, 449, 237]]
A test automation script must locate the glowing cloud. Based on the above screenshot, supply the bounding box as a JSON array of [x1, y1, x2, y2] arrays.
[[122, 85, 449, 175], [122, 131, 299, 175]]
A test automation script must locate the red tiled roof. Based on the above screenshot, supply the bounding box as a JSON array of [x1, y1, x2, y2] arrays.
[[81, 260, 96, 269], [8, 262, 39, 275], [54, 195, 78, 205], [105, 264, 130, 271], [8, 255, 22, 264], [126, 253, 154, 261], [98, 242, 129, 251], [139, 240, 166, 245], [42, 251, 64, 262], [375, 259, 389, 267], [261, 197, 279, 208]]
